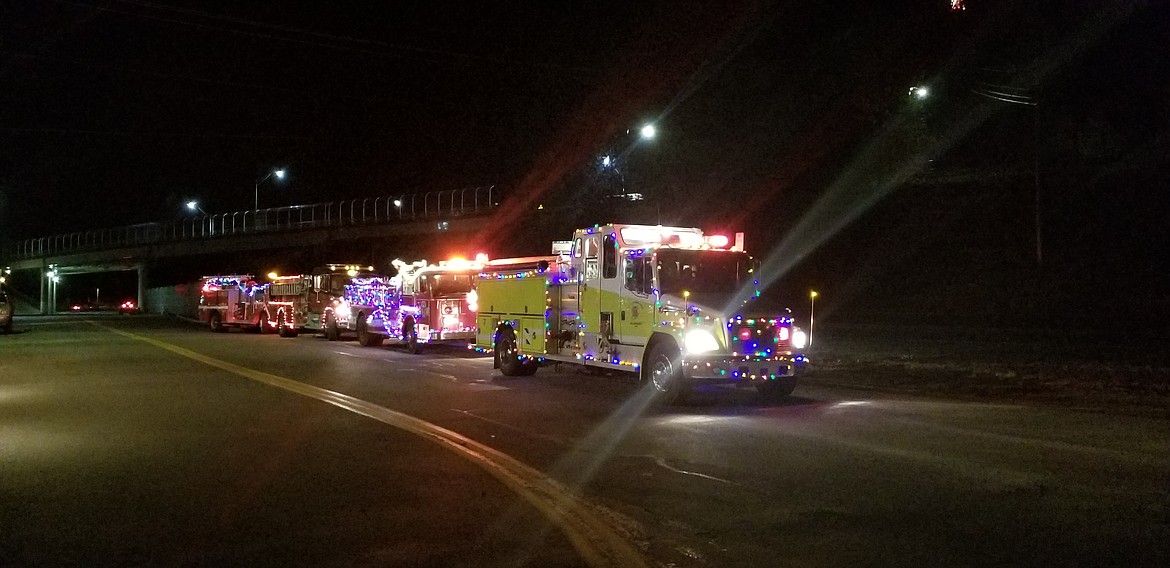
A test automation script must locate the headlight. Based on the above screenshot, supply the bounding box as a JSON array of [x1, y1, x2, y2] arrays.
[[334, 301, 351, 317], [684, 329, 720, 354], [791, 328, 808, 349]]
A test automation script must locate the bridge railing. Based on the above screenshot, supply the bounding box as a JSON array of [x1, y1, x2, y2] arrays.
[[4, 186, 497, 261]]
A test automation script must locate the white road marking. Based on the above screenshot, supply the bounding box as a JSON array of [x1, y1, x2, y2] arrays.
[[452, 409, 568, 445], [646, 455, 735, 485]]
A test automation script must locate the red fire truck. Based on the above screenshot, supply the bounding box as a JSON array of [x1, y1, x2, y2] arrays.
[[198, 274, 282, 333], [267, 264, 426, 352], [389, 256, 484, 349]]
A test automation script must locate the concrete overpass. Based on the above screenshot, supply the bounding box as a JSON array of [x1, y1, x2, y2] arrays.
[[1, 187, 499, 314]]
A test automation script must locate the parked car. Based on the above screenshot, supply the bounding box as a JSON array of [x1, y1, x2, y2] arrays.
[[1, 291, 13, 333]]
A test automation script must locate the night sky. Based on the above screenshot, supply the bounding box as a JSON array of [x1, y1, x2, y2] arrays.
[[2, 1, 1167, 327]]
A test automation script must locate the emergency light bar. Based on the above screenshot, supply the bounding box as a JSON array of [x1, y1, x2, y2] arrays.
[[201, 274, 254, 292], [614, 225, 744, 251], [618, 226, 705, 248], [322, 264, 374, 273]]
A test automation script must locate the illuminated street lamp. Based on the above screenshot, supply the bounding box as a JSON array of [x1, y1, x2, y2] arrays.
[[909, 85, 929, 100], [596, 123, 659, 201], [254, 168, 286, 211], [45, 265, 60, 314], [809, 290, 818, 348], [186, 200, 207, 216]]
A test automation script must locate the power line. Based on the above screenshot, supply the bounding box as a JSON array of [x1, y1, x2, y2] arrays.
[[970, 87, 1036, 106], [0, 48, 381, 103], [49, 0, 598, 78], [0, 126, 310, 140]]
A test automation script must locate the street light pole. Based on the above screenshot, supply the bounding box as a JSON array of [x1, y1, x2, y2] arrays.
[[809, 290, 818, 349], [601, 123, 658, 201], [254, 168, 286, 211], [186, 201, 207, 216], [45, 265, 59, 315], [967, 82, 1040, 266], [1032, 107, 1042, 267]]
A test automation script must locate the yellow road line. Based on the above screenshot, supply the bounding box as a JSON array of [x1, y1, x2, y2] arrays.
[[95, 323, 647, 568]]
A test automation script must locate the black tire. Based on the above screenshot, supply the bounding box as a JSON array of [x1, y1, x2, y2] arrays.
[[518, 358, 540, 376], [260, 311, 274, 334], [324, 313, 341, 341], [208, 311, 225, 333], [756, 379, 797, 401], [402, 318, 423, 354], [277, 312, 297, 338], [357, 314, 384, 347], [642, 340, 691, 405], [2, 320, 11, 334], [496, 327, 523, 376]]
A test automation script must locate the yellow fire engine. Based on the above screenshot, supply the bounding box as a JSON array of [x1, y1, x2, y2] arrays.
[[474, 224, 808, 404]]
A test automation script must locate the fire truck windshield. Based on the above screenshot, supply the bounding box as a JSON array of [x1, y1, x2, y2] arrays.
[[422, 273, 474, 296], [656, 250, 751, 295]]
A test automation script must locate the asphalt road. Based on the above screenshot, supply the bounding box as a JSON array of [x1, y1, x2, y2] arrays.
[[2, 315, 1167, 567]]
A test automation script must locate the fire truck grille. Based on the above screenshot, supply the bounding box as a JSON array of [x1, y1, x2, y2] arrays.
[[729, 321, 791, 356], [439, 300, 461, 317], [438, 300, 468, 331]]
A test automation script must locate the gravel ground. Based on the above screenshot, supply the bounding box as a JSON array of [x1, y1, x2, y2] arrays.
[[803, 324, 1170, 417]]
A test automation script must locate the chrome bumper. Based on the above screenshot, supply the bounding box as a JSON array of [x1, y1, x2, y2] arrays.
[[682, 353, 808, 381]]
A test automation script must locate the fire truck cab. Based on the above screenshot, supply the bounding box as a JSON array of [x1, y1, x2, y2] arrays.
[[297, 264, 392, 343], [391, 256, 482, 347]]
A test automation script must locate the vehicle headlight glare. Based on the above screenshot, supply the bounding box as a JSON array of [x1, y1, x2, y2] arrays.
[[685, 329, 720, 354], [335, 302, 351, 317], [791, 329, 808, 349]]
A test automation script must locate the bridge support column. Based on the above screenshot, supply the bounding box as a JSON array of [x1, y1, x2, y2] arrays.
[[40, 260, 48, 315], [39, 259, 59, 315], [136, 264, 146, 314]]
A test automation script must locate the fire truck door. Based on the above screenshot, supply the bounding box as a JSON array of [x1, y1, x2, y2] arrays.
[[579, 234, 602, 355], [251, 288, 266, 323], [599, 234, 623, 343], [226, 288, 242, 322], [580, 233, 622, 356], [619, 255, 652, 346]]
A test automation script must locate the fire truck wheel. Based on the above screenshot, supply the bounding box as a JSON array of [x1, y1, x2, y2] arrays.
[[518, 359, 539, 376], [402, 318, 423, 354], [277, 313, 297, 338], [208, 311, 225, 333], [325, 313, 341, 341], [644, 341, 691, 405], [357, 315, 384, 347], [756, 379, 797, 401], [496, 327, 523, 376], [260, 312, 274, 334]]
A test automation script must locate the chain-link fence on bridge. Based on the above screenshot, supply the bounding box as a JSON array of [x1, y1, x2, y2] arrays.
[[3, 186, 497, 261]]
